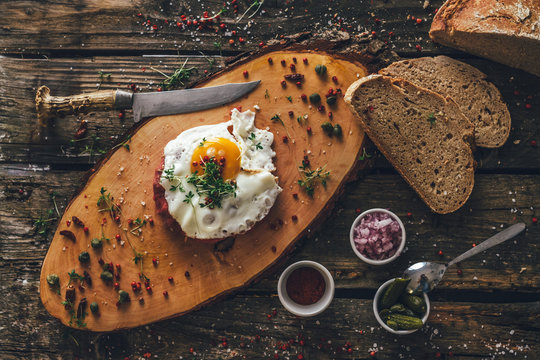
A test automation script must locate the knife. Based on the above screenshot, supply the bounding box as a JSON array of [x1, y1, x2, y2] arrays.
[[35, 81, 261, 124]]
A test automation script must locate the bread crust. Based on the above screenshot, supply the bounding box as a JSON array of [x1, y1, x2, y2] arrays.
[[344, 75, 475, 214], [430, 0, 540, 76]]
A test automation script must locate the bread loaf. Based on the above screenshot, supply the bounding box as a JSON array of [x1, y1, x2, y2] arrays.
[[430, 0, 540, 76], [380, 56, 511, 148], [344, 75, 475, 214]]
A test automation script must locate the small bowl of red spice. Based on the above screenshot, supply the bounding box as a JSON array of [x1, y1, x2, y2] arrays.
[[277, 260, 335, 317], [350, 208, 406, 265]]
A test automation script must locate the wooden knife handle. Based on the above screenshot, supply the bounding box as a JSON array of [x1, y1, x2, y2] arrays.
[[35, 86, 133, 124]]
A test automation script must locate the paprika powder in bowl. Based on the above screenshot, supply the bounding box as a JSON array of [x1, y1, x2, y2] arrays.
[[350, 208, 406, 265], [277, 260, 335, 317]]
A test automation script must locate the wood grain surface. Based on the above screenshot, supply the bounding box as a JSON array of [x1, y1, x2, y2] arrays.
[[39, 51, 369, 331], [1, 0, 538, 358]]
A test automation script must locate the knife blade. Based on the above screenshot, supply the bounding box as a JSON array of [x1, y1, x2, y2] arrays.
[[35, 81, 261, 125], [117, 81, 261, 122]]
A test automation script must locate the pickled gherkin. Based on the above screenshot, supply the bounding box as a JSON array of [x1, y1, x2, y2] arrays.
[[380, 278, 410, 308]]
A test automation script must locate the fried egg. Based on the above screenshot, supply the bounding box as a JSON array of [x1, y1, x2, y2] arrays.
[[160, 109, 282, 240]]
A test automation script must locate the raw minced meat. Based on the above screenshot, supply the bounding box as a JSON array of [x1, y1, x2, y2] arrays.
[[353, 212, 402, 260]]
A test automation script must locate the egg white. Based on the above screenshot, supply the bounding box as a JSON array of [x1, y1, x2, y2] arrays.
[[161, 109, 282, 239]]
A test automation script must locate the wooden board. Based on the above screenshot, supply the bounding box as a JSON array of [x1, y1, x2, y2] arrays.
[[39, 50, 368, 331]]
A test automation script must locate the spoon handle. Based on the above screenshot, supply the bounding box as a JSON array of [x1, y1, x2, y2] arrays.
[[448, 223, 526, 267]]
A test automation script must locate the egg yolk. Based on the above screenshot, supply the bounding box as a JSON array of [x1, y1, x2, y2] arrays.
[[190, 138, 241, 181]]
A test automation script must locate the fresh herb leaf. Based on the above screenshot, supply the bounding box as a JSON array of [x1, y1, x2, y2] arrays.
[[67, 269, 85, 285], [236, 0, 264, 23], [125, 232, 150, 282], [187, 157, 237, 209], [111, 135, 131, 151], [183, 191, 195, 204], [130, 217, 147, 235], [151, 58, 196, 90], [427, 112, 436, 126], [249, 132, 263, 150], [298, 164, 330, 197], [264, 89, 270, 99], [97, 187, 121, 218], [271, 114, 283, 126], [71, 135, 106, 163], [286, 96, 293, 103], [97, 71, 111, 90], [358, 147, 373, 161], [33, 208, 57, 235], [271, 114, 292, 139], [199, 137, 207, 147], [161, 166, 186, 193]]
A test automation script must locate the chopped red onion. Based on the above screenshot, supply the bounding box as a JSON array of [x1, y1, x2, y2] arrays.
[[353, 211, 402, 260]]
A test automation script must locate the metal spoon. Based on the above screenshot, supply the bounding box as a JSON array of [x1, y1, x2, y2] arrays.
[[403, 223, 526, 293]]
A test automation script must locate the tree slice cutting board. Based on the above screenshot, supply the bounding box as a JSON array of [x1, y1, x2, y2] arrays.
[[40, 50, 368, 331]]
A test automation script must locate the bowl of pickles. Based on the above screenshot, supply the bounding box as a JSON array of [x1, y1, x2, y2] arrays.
[[373, 278, 430, 335]]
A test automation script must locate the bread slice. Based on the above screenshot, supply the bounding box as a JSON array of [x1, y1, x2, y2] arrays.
[[380, 56, 511, 148], [344, 74, 475, 214], [430, 0, 540, 77]]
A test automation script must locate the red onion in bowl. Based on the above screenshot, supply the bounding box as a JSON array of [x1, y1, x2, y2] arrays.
[[349, 209, 406, 265]]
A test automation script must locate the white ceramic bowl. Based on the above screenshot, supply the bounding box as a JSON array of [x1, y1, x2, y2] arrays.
[[349, 208, 406, 265], [277, 260, 335, 317], [373, 278, 430, 335]]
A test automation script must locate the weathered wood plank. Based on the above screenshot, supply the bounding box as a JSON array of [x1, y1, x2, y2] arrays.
[[0, 276, 537, 360], [0, 0, 458, 56], [2, 165, 537, 292], [0, 56, 538, 169]]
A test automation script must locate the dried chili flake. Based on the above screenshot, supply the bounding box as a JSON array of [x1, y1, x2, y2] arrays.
[[74, 121, 88, 139], [284, 74, 304, 81], [60, 230, 76, 242]]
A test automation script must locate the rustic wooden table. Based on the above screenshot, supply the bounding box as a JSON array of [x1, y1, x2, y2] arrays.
[[1, 0, 538, 359]]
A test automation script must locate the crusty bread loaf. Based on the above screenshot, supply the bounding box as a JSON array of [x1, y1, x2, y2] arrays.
[[430, 0, 540, 77], [344, 74, 475, 214], [380, 56, 511, 148]]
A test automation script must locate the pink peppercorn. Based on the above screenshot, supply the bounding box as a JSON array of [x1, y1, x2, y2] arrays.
[[268, 57, 273, 64], [282, 136, 288, 143], [290, 63, 296, 71], [288, 111, 294, 117], [281, 59, 286, 66], [301, 94, 307, 101], [243, 70, 248, 77], [303, 58, 308, 64], [332, 76, 338, 83], [281, 80, 286, 87]]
